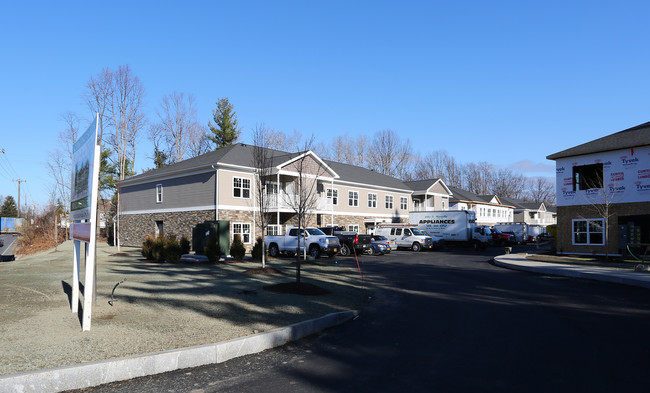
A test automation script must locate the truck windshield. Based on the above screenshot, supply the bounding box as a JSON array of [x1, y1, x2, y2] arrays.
[[411, 228, 426, 236], [306, 228, 325, 236]]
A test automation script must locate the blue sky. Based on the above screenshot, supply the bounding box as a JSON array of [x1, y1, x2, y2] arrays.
[[2, 1, 650, 209]]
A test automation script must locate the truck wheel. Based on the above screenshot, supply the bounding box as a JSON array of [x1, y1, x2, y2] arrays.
[[368, 247, 376, 256], [340, 244, 350, 256], [309, 245, 321, 259], [269, 244, 280, 258], [411, 242, 421, 252]]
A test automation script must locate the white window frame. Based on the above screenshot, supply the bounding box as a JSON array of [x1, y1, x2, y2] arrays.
[[233, 177, 251, 199], [349, 191, 359, 207], [348, 224, 359, 232], [368, 193, 377, 208], [572, 218, 605, 245], [267, 224, 280, 236], [385, 195, 394, 209], [233, 222, 252, 244], [156, 184, 163, 204], [400, 196, 408, 210], [327, 188, 338, 205]]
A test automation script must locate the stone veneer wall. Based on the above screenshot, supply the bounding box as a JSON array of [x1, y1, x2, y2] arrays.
[[119, 210, 215, 247]]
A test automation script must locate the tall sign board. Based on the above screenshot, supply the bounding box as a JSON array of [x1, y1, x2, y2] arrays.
[[70, 114, 101, 331]]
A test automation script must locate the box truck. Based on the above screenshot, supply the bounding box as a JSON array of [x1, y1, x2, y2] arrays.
[[409, 210, 492, 249]]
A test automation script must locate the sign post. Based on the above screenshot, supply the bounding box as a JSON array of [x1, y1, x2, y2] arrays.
[[70, 114, 100, 331]]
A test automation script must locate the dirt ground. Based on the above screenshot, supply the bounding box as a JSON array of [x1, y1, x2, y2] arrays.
[[0, 241, 363, 376]]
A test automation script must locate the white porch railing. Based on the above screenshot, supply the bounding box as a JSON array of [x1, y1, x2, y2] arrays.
[[266, 194, 333, 211]]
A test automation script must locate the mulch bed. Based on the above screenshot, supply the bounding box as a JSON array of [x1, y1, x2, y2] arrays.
[[263, 282, 331, 296], [243, 267, 282, 275]]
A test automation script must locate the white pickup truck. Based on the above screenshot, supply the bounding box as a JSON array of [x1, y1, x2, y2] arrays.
[[265, 227, 340, 259]]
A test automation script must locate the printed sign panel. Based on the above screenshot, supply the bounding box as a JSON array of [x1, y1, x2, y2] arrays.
[[70, 118, 98, 221], [555, 145, 650, 206]]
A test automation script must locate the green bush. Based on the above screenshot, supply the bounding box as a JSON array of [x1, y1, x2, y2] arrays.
[[164, 234, 182, 263], [141, 234, 155, 259], [230, 234, 246, 261], [251, 237, 265, 261], [179, 236, 191, 255], [204, 232, 222, 263], [151, 235, 166, 262]]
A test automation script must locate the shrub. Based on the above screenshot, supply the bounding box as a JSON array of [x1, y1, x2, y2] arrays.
[[251, 237, 265, 261], [179, 236, 191, 255], [141, 234, 155, 259], [164, 234, 182, 263], [204, 232, 222, 263], [151, 235, 166, 262], [230, 234, 246, 261]]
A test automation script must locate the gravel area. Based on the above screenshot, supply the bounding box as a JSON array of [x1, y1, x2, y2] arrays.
[[0, 241, 362, 375]]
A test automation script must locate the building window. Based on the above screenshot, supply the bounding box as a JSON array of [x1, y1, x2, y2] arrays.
[[327, 188, 338, 205], [265, 182, 278, 195], [233, 223, 251, 244], [385, 195, 394, 209], [368, 193, 377, 208], [572, 218, 605, 245], [156, 184, 163, 203], [349, 191, 359, 207], [233, 177, 251, 198], [348, 224, 359, 232], [442, 200, 446, 210], [267, 225, 280, 236], [573, 163, 603, 191], [400, 197, 408, 210]]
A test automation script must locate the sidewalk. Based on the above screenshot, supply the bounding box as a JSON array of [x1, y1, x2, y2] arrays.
[[494, 253, 650, 290]]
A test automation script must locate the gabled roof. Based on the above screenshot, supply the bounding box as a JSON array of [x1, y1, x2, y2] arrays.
[[404, 178, 452, 196], [448, 186, 515, 208], [547, 121, 650, 160], [120, 143, 410, 191], [448, 186, 483, 204], [324, 160, 411, 191]]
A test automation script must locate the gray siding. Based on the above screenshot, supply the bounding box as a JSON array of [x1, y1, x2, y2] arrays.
[[121, 171, 215, 212]]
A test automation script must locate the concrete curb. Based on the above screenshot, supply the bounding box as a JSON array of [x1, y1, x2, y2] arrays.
[[494, 254, 650, 290], [0, 310, 359, 393]]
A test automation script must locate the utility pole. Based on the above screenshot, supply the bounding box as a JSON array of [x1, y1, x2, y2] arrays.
[[13, 179, 26, 218]]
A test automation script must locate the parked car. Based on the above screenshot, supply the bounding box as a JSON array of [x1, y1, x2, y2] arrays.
[[491, 227, 515, 246], [370, 235, 392, 255], [265, 227, 340, 259], [318, 226, 372, 256], [0, 238, 4, 248]]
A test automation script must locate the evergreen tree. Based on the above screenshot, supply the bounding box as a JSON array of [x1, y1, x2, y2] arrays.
[[1, 196, 18, 217], [208, 98, 240, 149]]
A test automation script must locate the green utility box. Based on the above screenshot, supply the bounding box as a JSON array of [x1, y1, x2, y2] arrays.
[[192, 221, 230, 255]]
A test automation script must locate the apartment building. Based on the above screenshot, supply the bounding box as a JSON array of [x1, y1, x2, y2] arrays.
[[118, 143, 412, 249]]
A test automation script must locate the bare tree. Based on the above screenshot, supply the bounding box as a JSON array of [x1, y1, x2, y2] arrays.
[[150, 92, 206, 164], [282, 135, 327, 284], [526, 176, 555, 205], [463, 161, 494, 195], [104, 65, 146, 181], [367, 129, 413, 178], [490, 168, 528, 200], [45, 112, 82, 238], [251, 123, 275, 269], [581, 171, 617, 258], [84, 68, 113, 144]]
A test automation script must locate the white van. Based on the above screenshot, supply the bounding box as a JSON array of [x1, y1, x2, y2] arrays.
[[374, 224, 442, 251]]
